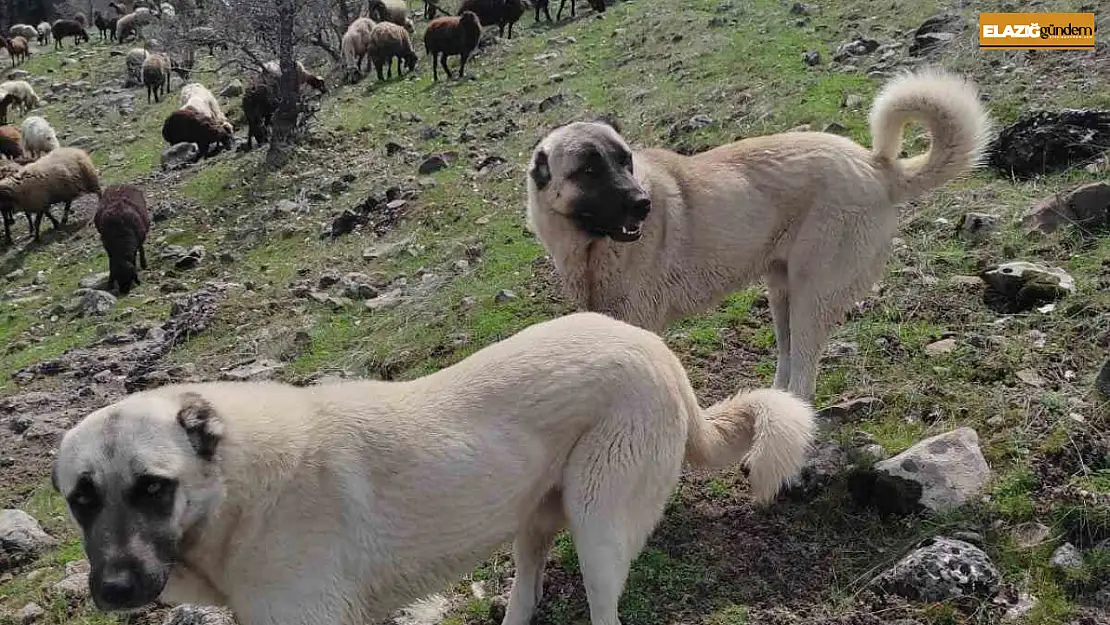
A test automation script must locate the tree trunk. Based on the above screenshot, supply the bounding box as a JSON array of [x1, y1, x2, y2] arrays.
[[266, 0, 299, 169]]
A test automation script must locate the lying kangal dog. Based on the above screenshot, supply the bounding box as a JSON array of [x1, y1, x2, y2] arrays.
[[526, 69, 993, 402], [53, 312, 815, 625]]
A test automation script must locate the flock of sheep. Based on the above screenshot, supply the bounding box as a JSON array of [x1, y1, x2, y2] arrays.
[[0, 0, 610, 299]]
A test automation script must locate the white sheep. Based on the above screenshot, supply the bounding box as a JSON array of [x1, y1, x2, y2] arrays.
[[180, 82, 232, 133], [36, 22, 51, 45], [0, 147, 100, 241], [8, 24, 37, 40], [0, 81, 40, 115], [342, 17, 376, 75], [20, 116, 59, 159]]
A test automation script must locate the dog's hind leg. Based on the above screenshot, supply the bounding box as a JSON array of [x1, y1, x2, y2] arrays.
[[562, 421, 683, 625], [501, 491, 565, 625], [766, 260, 792, 391]]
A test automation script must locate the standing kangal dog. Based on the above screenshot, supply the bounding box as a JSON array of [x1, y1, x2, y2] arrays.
[[53, 313, 815, 625], [526, 69, 993, 402]]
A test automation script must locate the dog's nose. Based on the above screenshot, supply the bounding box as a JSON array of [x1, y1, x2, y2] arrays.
[[630, 197, 651, 220], [98, 570, 139, 606]]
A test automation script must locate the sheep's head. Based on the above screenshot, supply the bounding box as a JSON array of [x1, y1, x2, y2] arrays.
[[80, 28, 90, 41], [460, 10, 481, 31], [109, 255, 139, 295], [403, 51, 417, 73]]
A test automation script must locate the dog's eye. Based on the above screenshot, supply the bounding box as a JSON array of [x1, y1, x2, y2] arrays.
[[134, 475, 176, 501]]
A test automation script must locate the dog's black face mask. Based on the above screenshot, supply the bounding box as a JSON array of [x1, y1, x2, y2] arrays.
[[532, 122, 652, 243], [67, 471, 180, 611]]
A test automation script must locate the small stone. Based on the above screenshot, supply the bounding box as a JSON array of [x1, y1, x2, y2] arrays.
[[18, 602, 44, 624], [803, 50, 821, 66], [79, 272, 109, 289], [872, 537, 1000, 601], [161, 142, 199, 171], [1050, 543, 1083, 571], [220, 359, 284, 382], [873, 427, 990, 512], [789, 2, 812, 15], [980, 261, 1075, 314], [76, 290, 117, 317], [1015, 368, 1046, 388], [51, 560, 90, 601], [494, 289, 517, 304], [1096, 359, 1110, 397], [460, 296, 477, 308], [318, 269, 342, 289], [418, 155, 449, 175], [538, 93, 565, 113], [0, 510, 56, 571], [453, 259, 469, 271], [1012, 522, 1051, 548], [957, 212, 1001, 238], [842, 93, 864, 108], [860, 443, 889, 461], [925, 338, 956, 356], [818, 396, 884, 423], [822, 122, 849, 136]]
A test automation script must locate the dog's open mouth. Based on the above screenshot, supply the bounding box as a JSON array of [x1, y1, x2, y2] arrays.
[[608, 222, 643, 242]]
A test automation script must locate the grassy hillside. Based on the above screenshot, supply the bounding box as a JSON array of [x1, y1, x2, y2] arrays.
[[1, 0, 1108, 624]]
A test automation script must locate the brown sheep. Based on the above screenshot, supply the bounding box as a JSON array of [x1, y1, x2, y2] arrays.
[[94, 185, 150, 295], [52, 19, 90, 49], [7, 37, 29, 67], [142, 53, 171, 103], [0, 147, 101, 241], [240, 80, 273, 151], [367, 22, 418, 81], [424, 12, 482, 81], [457, 0, 524, 39], [0, 125, 22, 159], [161, 108, 233, 158]]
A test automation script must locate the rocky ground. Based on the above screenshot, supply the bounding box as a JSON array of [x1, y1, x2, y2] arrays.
[[1, 0, 1109, 624]]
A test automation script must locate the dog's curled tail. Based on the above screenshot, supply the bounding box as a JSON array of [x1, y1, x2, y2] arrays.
[[685, 388, 815, 504], [869, 68, 993, 201]]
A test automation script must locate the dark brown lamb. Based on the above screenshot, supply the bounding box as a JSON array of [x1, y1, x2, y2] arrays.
[[423, 12, 482, 81], [457, 0, 524, 38], [162, 108, 233, 158], [51, 19, 89, 49], [94, 184, 149, 295]]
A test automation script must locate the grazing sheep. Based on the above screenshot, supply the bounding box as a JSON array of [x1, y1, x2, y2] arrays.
[[108, 0, 126, 14], [142, 53, 171, 103], [367, 22, 418, 81], [424, 12, 482, 81], [94, 11, 118, 41], [0, 125, 23, 160], [0, 160, 21, 240], [124, 48, 149, 87], [0, 147, 101, 241], [8, 24, 36, 41], [161, 108, 232, 158], [52, 19, 90, 48], [458, 0, 524, 38], [6, 37, 29, 67], [367, 0, 414, 32], [0, 81, 40, 115], [20, 116, 59, 159], [115, 11, 153, 43], [341, 17, 376, 77], [180, 82, 232, 131], [36, 22, 51, 46], [240, 81, 273, 151], [94, 185, 150, 295], [424, 0, 449, 20], [262, 59, 328, 94]]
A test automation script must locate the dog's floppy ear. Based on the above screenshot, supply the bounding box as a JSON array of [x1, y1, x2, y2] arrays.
[[530, 149, 552, 190], [176, 392, 223, 461], [585, 113, 621, 134]]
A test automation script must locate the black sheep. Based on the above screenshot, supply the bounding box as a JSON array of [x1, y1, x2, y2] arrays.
[[94, 185, 150, 295], [240, 81, 274, 151], [51, 19, 90, 49], [457, 0, 524, 39], [161, 108, 233, 158]]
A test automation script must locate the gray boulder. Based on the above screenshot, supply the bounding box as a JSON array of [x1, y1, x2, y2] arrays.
[[872, 536, 1000, 602], [0, 510, 56, 571], [873, 427, 990, 512], [162, 142, 200, 171]]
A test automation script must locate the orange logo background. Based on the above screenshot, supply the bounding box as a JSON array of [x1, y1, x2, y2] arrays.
[[979, 12, 1095, 49]]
